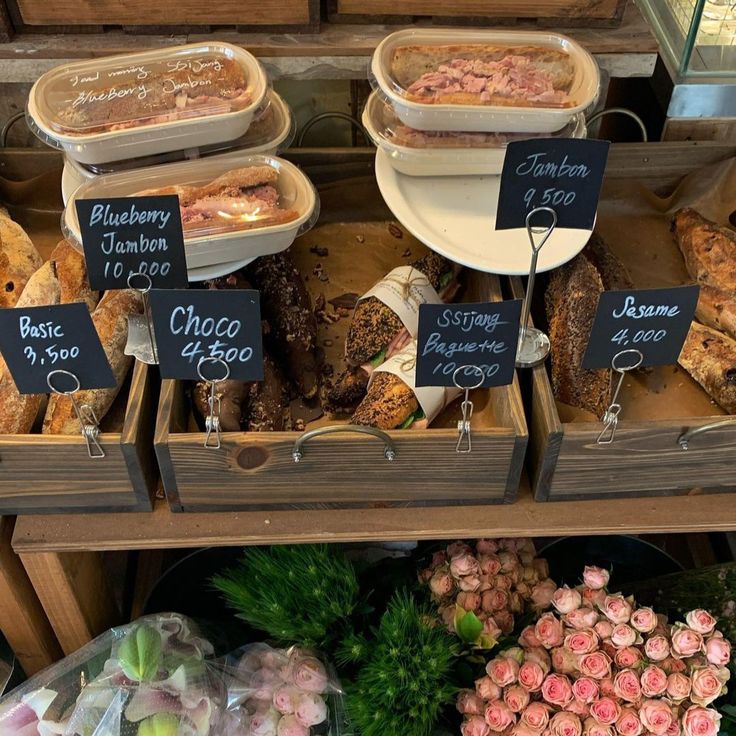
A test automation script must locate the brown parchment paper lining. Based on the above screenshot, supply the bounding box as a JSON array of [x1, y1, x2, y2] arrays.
[[553, 156, 736, 423]]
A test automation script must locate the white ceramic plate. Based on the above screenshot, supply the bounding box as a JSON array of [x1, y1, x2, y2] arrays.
[[187, 256, 256, 283], [374, 148, 593, 275]]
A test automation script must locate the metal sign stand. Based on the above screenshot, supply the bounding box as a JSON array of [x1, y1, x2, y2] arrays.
[[452, 365, 485, 454], [596, 348, 644, 445], [197, 356, 231, 450], [124, 272, 159, 365]]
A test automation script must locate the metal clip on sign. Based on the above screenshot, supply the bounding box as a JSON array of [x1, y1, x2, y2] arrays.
[[46, 369, 105, 458], [453, 365, 485, 454], [124, 272, 159, 365], [516, 207, 557, 369], [197, 356, 230, 450], [596, 348, 644, 445]]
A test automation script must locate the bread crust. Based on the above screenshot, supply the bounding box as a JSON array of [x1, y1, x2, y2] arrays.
[[351, 371, 419, 429], [695, 285, 736, 342], [50, 240, 99, 311], [0, 208, 44, 308]]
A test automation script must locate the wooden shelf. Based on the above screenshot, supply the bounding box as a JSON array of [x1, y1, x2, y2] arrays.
[[11, 485, 736, 553], [0, 2, 657, 81]]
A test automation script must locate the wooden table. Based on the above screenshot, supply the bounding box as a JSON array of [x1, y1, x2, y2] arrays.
[[0, 2, 657, 81]]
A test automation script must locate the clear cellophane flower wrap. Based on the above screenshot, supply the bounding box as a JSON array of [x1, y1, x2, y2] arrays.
[[212, 643, 347, 736], [0, 613, 228, 736]]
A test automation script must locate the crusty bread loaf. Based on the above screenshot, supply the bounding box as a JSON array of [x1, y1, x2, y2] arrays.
[[50, 240, 99, 311], [695, 285, 736, 342], [584, 232, 634, 292], [0, 208, 43, 308], [0, 261, 62, 434], [351, 371, 419, 430], [42, 289, 142, 435], [679, 321, 736, 414], [193, 379, 248, 432]]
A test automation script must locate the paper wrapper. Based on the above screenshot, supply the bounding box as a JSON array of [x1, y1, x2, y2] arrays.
[[359, 265, 442, 337], [370, 341, 461, 425]]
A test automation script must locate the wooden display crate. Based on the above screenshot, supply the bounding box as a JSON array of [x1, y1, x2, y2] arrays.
[[327, 0, 627, 28], [509, 143, 736, 501], [1, 0, 318, 35], [0, 360, 158, 514]]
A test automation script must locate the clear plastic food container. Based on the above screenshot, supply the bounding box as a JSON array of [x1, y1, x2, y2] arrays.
[[63, 154, 319, 270], [371, 29, 599, 133], [28, 42, 269, 165], [60, 90, 295, 205], [363, 91, 587, 177]]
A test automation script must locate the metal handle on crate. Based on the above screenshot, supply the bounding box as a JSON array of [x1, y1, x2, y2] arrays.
[[292, 424, 397, 463], [677, 419, 736, 450]]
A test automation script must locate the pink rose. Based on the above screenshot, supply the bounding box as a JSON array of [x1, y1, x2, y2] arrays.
[[589, 698, 621, 726], [578, 652, 612, 680], [553, 586, 583, 615], [614, 647, 643, 669], [278, 715, 309, 736], [459, 576, 483, 593], [573, 678, 600, 704], [463, 716, 492, 736], [499, 550, 519, 574], [452, 554, 481, 579], [487, 657, 520, 687], [458, 592, 482, 611], [496, 576, 513, 592], [630, 608, 658, 634], [639, 700, 673, 736], [519, 661, 545, 692], [294, 692, 327, 727], [666, 672, 692, 702], [600, 595, 632, 625], [476, 676, 503, 702], [513, 723, 542, 736], [495, 610, 515, 635], [553, 646, 580, 675], [485, 590, 510, 613], [550, 711, 583, 736], [251, 709, 281, 736], [583, 588, 607, 608], [479, 554, 503, 576], [612, 669, 641, 703], [483, 617, 503, 643], [565, 629, 600, 655], [640, 666, 667, 697], [671, 627, 704, 659], [567, 608, 600, 631], [429, 570, 455, 598], [682, 707, 721, 736], [448, 542, 473, 558], [541, 674, 574, 707], [686, 610, 717, 635], [532, 580, 559, 610], [583, 567, 610, 591], [705, 634, 731, 666], [504, 686, 531, 713], [485, 700, 516, 732], [509, 592, 523, 614], [519, 626, 542, 648], [660, 657, 687, 675], [616, 709, 643, 736], [458, 690, 486, 716], [273, 687, 300, 715], [599, 678, 615, 698], [611, 625, 637, 648], [292, 657, 328, 693], [595, 621, 614, 640], [525, 646, 552, 671], [584, 718, 615, 736], [522, 703, 551, 731], [477, 539, 499, 555], [430, 550, 448, 569], [690, 666, 725, 706], [668, 719, 682, 736], [536, 613, 564, 649], [566, 700, 591, 719], [644, 636, 670, 662]]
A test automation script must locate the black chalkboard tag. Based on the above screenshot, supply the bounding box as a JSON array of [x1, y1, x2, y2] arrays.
[[148, 289, 264, 382], [75, 195, 188, 291], [582, 285, 700, 370], [416, 300, 522, 388], [0, 303, 116, 395], [496, 139, 611, 231]]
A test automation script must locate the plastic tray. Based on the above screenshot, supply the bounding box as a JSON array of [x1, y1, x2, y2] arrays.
[[362, 90, 586, 177], [63, 154, 319, 270], [28, 42, 268, 165], [371, 29, 599, 133]]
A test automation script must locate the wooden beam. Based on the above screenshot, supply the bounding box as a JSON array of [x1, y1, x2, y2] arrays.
[[0, 518, 61, 673]]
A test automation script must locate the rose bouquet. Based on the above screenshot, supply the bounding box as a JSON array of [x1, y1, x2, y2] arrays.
[[419, 539, 557, 649], [456, 565, 731, 736]]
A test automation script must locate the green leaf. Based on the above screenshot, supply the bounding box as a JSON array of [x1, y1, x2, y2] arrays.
[[455, 607, 483, 645], [137, 714, 180, 736], [721, 706, 736, 718], [118, 624, 162, 682]]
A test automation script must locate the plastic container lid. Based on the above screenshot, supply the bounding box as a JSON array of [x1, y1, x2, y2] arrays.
[[362, 90, 586, 177], [28, 42, 269, 165], [370, 29, 600, 133], [63, 154, 319, 270]]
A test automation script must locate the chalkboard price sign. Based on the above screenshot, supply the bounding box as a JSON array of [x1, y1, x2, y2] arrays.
[[148, 289, 264, 382], [0, 303, 116, 395], [583, 285, 700, 370], [76, 195, 188, 291], [416, 300, 522, 389]]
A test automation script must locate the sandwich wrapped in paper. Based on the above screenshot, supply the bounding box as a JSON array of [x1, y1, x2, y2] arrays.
[[351, 341, 461, 429], [329, 252, 459, 408]]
